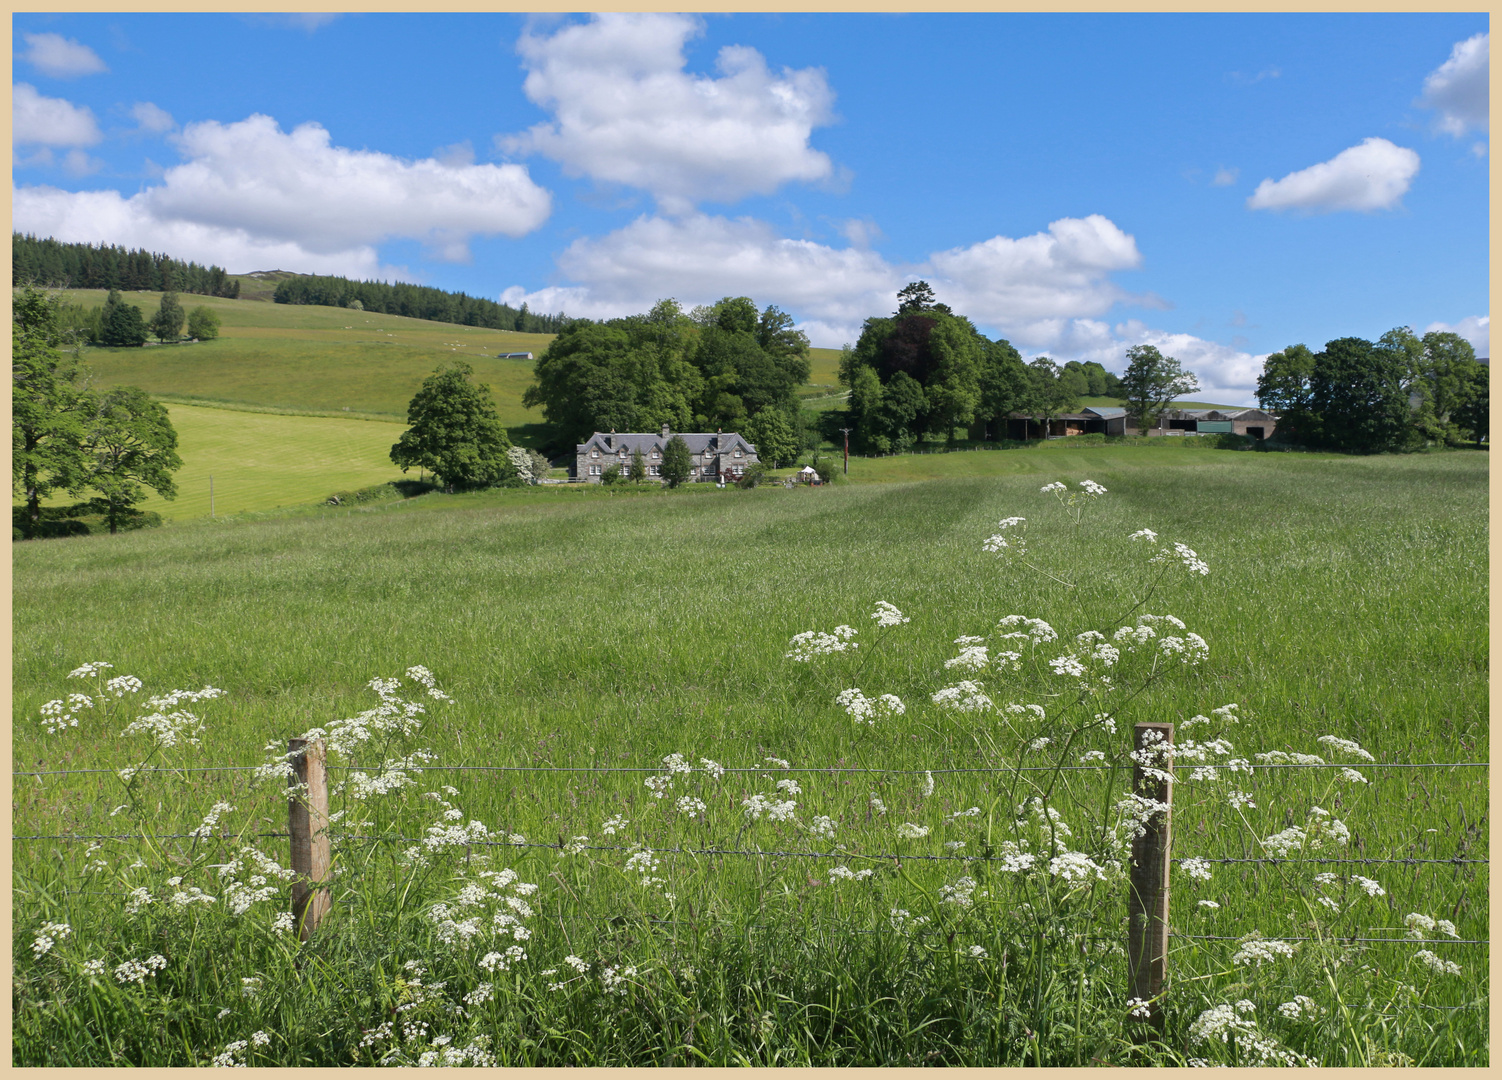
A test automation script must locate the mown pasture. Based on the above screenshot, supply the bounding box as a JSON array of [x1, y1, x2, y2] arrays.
[[12, 448, 1488, 1065]]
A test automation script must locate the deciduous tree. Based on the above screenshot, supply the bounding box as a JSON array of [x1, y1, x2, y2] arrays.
[[391, 362, 517, 491], [1120, 344, 1200, 430], [187, 305, 220, 341], [12, 286, 92, 536], [83, 387, 181, 534]]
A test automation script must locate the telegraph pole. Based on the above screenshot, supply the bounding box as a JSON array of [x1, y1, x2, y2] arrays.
[[839, 428, 852, 475]]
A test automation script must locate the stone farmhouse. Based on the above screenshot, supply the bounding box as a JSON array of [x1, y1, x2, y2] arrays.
[[574, 424, 759, 483]]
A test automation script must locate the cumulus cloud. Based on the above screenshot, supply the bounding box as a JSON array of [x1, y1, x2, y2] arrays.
[[1247, 137, 1420, 214], [13, 83, 101, 147], [14, 185, 387, 278], [18, 32, 108, 77], [1423, 315, 1489, 356], [926, 215, 1145, 344], [501, 211, 1146, 350], [502, 13, 835, 213], [1419, 32, 1488, 137], [130, 101, 175, 134], [14, 113, 553, 275]]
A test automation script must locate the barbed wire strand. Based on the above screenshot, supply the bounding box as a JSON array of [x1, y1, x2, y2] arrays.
[[12, 760, 1490, 778], [13, 833, 1485, 870]]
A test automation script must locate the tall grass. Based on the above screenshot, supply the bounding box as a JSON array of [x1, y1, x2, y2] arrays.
[[12, 450, 1488, 1064]]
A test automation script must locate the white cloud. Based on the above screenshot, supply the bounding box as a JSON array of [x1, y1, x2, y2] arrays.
[[926, 215, 1145, 344], [1423, 315, 1489, 356], [1419, 32, 1488, 137], [503, 13, 835, 213], [13, 184, 387, 278], [13, 83, 101, 147], [130, 101, 175, 134], [14, 112, 554, 275], [1211, 167, 1238, 186], [1247, 137, 1420, 214], [19, 32, 108, 77], [501, 211, 1146, 350], [147, 114, 551, 258]]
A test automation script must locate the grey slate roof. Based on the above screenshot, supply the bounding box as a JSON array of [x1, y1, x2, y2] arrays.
[[577, 431, 757, 456], [1082, 406, 1126, 418]]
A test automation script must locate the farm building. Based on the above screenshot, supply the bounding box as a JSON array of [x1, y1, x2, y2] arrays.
[[574, 424, 759, 483], [1159, 408, 1277, 439], [971, 406, 1128, 441]]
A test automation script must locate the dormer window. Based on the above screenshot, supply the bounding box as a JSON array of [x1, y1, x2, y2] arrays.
[[733, 449, 742, 458], [590, 450, 599, 458]]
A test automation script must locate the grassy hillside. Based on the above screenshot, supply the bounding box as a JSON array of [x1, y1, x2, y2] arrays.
[[53, 288, 553, 424], [11, 452, 1488, 1065]]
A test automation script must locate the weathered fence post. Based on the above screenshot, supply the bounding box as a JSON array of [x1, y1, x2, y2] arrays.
[[1127, 722, 1173, 1033], [288, 737, 332, 942]]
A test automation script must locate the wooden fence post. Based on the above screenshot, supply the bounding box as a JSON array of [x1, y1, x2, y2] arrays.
[[288, 737, 332, 942], [1127, 722, 1173, 1033]]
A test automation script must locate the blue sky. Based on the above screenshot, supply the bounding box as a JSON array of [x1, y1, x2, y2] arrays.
[[13, 12, 1489, 403]]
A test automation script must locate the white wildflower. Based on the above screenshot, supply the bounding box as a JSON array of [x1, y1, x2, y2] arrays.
[[931, 680, 993, 712], [1414, 949, 1462, 976], [1179, 857, 1212, 881], [1316, 735, 1375, 762], [870, 601, 910, 627], [896, 823, 930, 840]]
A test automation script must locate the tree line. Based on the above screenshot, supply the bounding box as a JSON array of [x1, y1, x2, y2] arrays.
[[273, 275, 570, 334], [13, 233, 241, 298], [13, 287, 183, 537], [837, 281, 1140, 453], [524, 297, 815, 466], [1258, 329, 1487, 452], [61, 289, 222, 348]]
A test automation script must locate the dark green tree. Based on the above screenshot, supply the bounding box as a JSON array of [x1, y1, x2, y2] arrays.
[[150, 291, 185, 342], [1256, 343, 1317, 441], [83, 387, 182, 534], [1120, 344, 1200, 430], [1408, 330, 1484, 445], [100, 290, 149, 347], [12, 286, 93, 536], [660, 434, 692, 488], [187, 305, 221, 341], [1453, 362, 1488, 447], [629, 446, 648, 484], [391, 362, 517, 491], [743, 407, 799, 467], [600, 462, 624, 486], [1309, 337, 1411, 452], [1027, 359, 1086, 435], [977, 337, 1034, 437]]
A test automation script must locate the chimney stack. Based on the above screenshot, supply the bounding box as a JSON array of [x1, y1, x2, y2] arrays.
[[662, 422, 670, 439]]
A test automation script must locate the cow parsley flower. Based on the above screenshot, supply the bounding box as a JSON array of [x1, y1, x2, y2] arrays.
[[827, 865, 874, 882], [931, 681, 993, 712], [1232, 937, 1296, 966], [785, 626, 859, 661], [996, 615, 1058, 643], [1129, 528, 1159, 542], [1078, 479, 1107, 496], [1316, 735, 1375, 762], [1179, 857, 1213, 881], [1040, 481, 1067, 495], [836, 688, 905, 725], [870, 601, 910, 627], [896, 823, 930, 839], [675, 796, 706, 815], [1414, 949, 1462, 976]]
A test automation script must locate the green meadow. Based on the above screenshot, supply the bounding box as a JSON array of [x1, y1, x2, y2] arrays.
[[53, 288, 553, 424], [12, 448, 1488, 1065]]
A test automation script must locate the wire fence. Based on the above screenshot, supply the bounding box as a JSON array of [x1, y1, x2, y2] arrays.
[[16, 749, 1488, 968], [12, 760, 1492, 778]]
